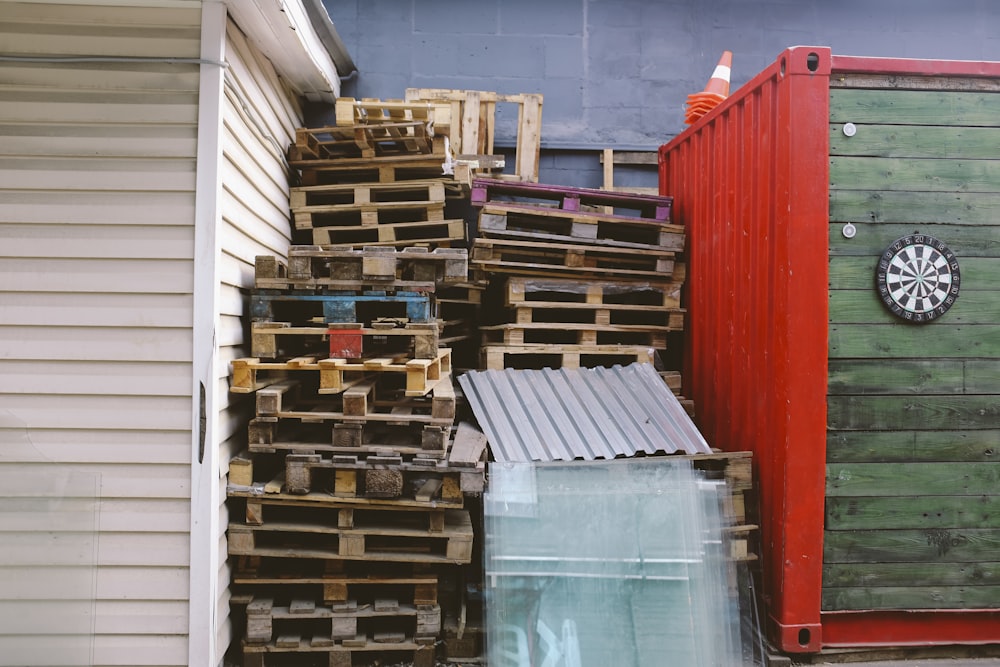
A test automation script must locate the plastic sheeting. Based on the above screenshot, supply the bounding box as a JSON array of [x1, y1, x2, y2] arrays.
[[484, 457, 744, 667]]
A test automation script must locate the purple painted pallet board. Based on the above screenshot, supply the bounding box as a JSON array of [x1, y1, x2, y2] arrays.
[[470, 177, 673, 222]]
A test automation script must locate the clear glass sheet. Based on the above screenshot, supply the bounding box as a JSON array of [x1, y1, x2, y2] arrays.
[[485, 458, 744, 667], [0, 413, 98, 666]]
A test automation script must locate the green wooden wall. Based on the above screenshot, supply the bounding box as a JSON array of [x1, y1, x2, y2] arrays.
[[825, 80, 1000, 612]]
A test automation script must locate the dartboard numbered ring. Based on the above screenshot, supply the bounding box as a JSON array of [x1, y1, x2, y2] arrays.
[[876, 234, 960, 323]]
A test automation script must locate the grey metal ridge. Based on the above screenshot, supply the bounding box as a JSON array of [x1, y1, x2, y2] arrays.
[[458, 363, 711, 463]]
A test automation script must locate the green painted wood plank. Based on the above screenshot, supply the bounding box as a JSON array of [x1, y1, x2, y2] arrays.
[[826, 495, 1000, 530], [831, 156, 1000, 193], [829, 223, 1000, 257], [827, 462, 1000, 497], [827, 430, 1000, 463], [822, 585, 1000, 611], [830, 124, 1000, 160], [827, 395, 1000, 430], [830, 256, 1000, 289], [830, 190, 1000, 225], [824, 561, 1000, 588], [830, 324, 1000, 358], [829, 89, 1000, 127], [824, 527, 1000, 563], [828, 359, 1000, 395], [827, 359, 966, 395], [829, 290, 1000, 324]]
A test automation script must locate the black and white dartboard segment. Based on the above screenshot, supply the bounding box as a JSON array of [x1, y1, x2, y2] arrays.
[[875, 234, 960, 323]]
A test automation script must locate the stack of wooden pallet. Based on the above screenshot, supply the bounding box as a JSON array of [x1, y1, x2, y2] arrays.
[[227, 246, 487, 667], [287, 97, 471, 248], [469, 178, 686, 373]]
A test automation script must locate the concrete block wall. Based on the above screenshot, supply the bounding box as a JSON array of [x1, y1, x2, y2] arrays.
[[322, 0, 1000, 188]]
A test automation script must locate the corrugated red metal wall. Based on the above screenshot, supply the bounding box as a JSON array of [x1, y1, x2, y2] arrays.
[[659, 46, 832, 652]]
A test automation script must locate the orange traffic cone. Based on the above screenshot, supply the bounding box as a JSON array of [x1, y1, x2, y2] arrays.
[[685, 51, 732, 124]]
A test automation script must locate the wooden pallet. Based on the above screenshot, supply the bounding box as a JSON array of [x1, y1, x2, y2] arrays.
[[251, 322, 440, 361], [290, 122, 442, 161], [480, 343, 657, 370], [404, 88, 543, 182], [335, 97, 452, 134], [477, 203, 685, 251], [227, 508, 474, 564], [233, 496, 451, 537], [251, 290, 434, 325], [600, 148, 660, 196], [471, 177, 672, 222], [253, 376, 456, 423], [290, 180, 451, 210], [255, 246, 467, 288], [682, 450, 758, 562], [245, 596, 441, 645], [232, 558, 442, 607], [252, 421, 452, 457], [294, 155, 459, 187], [230, 349, 452, 396], [505, 301, 685, 329], [504, 275, 681, 308], [480, 323, 670, 348], [471, 237, 676, 281], [309, 218, 466, 248], [293, 200, 447, 232], [242, 638, 436, 667]]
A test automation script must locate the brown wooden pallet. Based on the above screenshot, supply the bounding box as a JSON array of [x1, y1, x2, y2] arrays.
[[477, 203, 685, 251], [504, 275, 681, 307], [248, 421, 453, 459], [480, 343, 657, 370], [436, 281, 485, 305], [293, 201, 447, 232], [404, 88, 542, 182], [291, 153, 451, 179], [480, 323, 670, 348], [251, 322, 440, 361], [290, 180, 451, 210], [471, 176, 672, 220], [230, 349, 452, 396], [227, 508, 474, 565], [291, 122, 442, 161], [335, 97, 452, 133], [233, 557, 443, 606], [241, 638, 436, 667], [245, 596, 441, 645], [680, 450, 758, 561], [277, 244, 468, 285], [232, 496, 451, 537], [506, 301, 685, 329], [253, 376, 456, 423], [471, 238, 676, 281], [309, 218, 465, 248]]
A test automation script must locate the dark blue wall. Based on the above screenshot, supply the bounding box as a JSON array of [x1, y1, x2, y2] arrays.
[[322, 0, 1000, 188]]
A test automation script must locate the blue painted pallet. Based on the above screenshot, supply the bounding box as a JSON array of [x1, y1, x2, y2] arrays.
[[251, 290, 433, 324]]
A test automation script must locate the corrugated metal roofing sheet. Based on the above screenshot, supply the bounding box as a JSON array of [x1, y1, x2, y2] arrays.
[[458, 363, 712, 462]]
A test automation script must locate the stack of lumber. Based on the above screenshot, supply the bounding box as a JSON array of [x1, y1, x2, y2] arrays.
[[469, 178, 687, 375], [228, 246, 488, 667]]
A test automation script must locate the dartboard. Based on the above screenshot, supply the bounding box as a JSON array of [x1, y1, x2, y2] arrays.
[[876, 234, 960, 323]]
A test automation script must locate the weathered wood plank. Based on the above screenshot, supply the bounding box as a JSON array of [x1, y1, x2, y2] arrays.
[[828, 222, 1000, 257], [824, 527, 1000, 563], [822, 585, 1000, 611], [829, 124, 1000, 160], [828, 359, 1000, 395], [830, 156, 1000, 193], [829, 324, 1000, 358], [827, 359, 967, 395], [826, 495, 1000, 530], [827, 462, 1000, 497], [827, 429, 1000, 463], [829, 290, 1000, 325], [830, 256, 1000, 289], [831, 73, 1000, 92], [829, 88, 1000, 127], [823, 561, 1000, 588], [829, 189, 1000, 225], [827, 395, 1000, 430]]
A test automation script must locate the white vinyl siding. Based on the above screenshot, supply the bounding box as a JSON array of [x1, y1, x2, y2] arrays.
[[0, 2, 201, 665]]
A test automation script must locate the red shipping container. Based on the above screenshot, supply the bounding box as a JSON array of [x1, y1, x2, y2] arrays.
[[660, 46, 1000, 653]]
